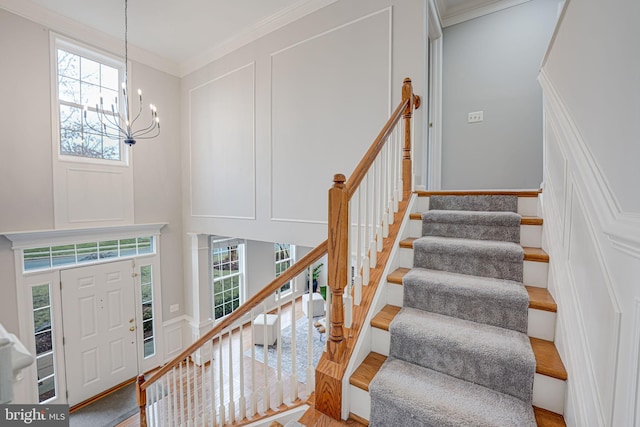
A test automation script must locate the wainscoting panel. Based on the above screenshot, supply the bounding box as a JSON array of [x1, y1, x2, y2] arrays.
[[66, 168, 129, 223], [189, 63, 256, 219], [270, 8, 391, 223], [567, 184, 621, 424], [539, 69, 639, 426], [163, 315, 189, 363]]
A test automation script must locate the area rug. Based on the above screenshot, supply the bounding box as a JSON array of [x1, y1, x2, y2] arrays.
[[69, 381, 137, 427], [247, 316, 325, 383]]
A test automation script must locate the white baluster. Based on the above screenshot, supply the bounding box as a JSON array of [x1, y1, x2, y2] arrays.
[[275, 293, 283, 407], [290, 278, 299, 403], [208, 341, 217, 427], [306, 291, 314, 394], [179, 361, 185, 427], [163, 375, 169, 427], [228, 330, 235, 424], [382, 143, 390, 238], [218, 335, 226, 425], [187, 355, 192, 424], [170, 368, 177, 426], [238, 324, 246, 421], [354, 188, 363, 304], [194, 351, 199, 425], [249, 309, 258, 418], [262, 302, 271, 414]]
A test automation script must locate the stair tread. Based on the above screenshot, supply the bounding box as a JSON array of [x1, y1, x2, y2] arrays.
[[526, 286, 557, 312], [387, 267, 410, 284], [399, 237, 417, 248], [370, 358, 537, 426], [530, 337, 568, 380], [350, 353, 566, 426], [371, 305, 401, 331], [349, 352, 387, 391], [523, 247, 550, 262], [390, 268, 554, 312], [534, 406, 567, 427], [416, 189, 542, 197], [410, 212, 543, 225], [370, 305, 567, 381], [400, 237, 549, 263]]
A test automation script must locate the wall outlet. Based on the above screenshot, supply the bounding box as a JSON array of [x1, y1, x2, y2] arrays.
[[468, 111, 483, 123], [170, 304, 179, 313]]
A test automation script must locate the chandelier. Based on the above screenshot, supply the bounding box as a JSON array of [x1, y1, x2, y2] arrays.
[[83, 0, 160, 146]]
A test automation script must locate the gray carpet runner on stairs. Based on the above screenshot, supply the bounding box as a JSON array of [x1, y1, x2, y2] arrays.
[[369, 195, 536, 426]]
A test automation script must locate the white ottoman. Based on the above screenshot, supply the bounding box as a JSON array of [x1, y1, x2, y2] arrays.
[[253, 313, 279, 346], [302, 292, 325, 317]]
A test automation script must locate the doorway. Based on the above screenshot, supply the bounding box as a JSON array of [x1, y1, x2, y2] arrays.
[[61, 260, 138, 406]]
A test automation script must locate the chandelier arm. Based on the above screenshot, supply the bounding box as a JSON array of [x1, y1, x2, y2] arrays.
[[132, 127, 161, 140], [84, 109, 122, 137], [132, 117, 160, 136], [96, 109, 127, 134]]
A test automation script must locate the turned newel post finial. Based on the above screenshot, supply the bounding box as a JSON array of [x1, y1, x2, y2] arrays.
[[333, 173, 346, 187]]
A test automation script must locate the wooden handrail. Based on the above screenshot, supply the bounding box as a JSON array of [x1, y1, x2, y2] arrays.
[[345, 100, 407, 198], [347, 78, 420, 199], [138, 239, 328, 396]]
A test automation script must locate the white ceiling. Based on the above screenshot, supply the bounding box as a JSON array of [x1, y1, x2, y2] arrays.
[[0, 0, 526, 76]]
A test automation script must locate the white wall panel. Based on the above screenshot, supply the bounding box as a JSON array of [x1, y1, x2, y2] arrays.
[[567, 187, 621, 423], [270, 9, 391, 223], [65, 169, 127, 223], [190, 63, 256, 219], [540, 65, 639, 426]]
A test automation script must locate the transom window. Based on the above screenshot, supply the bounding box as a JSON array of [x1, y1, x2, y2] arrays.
[[211, 238, 245, 320], [23, 236, 154, 272], [55, 38, 124, 161], [275, 243, 294, 293]]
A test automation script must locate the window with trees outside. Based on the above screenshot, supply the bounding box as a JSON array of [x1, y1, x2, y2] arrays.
[[275, 243, 294, 293], [211, 238, 244, 320], [55, 38, 124, 161]]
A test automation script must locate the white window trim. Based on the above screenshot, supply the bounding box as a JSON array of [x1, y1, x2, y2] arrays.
[[51, 33, 131, 167], [210, 237, 246, 321], [275, 243, 296, 297]]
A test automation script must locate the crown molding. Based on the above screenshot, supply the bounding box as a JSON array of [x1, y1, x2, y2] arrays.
[[179, 0, 338, 77], [438, 0, 532, 27]]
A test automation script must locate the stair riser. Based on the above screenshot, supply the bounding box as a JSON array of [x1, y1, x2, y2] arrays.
[[409, 218, 542, 248], [385, 283, 556, 340], [533, 373, 566, 414], [415, 196, 539, 216], [528, 308, 556, 341], [397, 247, 548, 287], [349, 373, 565, 423]]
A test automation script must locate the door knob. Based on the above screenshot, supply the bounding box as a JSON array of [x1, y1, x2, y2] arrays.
[[129, 326, 135, 332], [129, 318, 134, 323]]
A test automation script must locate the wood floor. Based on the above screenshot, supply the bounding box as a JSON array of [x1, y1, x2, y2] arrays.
[[118, 297, 321, 426]]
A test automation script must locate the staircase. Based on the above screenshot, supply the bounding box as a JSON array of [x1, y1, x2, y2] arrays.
[[347, 191, 567, 426]]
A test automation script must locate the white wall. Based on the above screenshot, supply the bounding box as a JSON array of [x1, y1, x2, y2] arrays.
[[181, 0, 426, 249], [540, 0, 640, 425], [0, 9, 184, 333], [441, 0, 560, 189]]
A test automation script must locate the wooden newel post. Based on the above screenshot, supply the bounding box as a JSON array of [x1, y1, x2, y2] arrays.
[[136, 374, 147, 427], [401, 77, 421, 196], [327, 173, 348, 361]]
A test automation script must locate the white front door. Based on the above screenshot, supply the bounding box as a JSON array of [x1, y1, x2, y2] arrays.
[[61, 260, 138, 406]]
